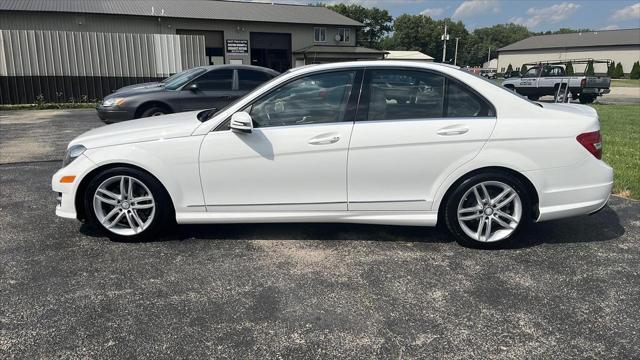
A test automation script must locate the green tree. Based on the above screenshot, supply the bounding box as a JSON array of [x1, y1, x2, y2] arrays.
[[614, 62, 624, 78], [390, 15, 469, 63], [326, 4, 393, 49], [607, 61, 616, 76], [565, 61, 574, 75], [585, 61, 595, 75], [521, 64, 528, 74], [537, 28, 592, 35], [506, 63, 513, 73], [630, 61, 640, 80], [464, 24, 531, 66]]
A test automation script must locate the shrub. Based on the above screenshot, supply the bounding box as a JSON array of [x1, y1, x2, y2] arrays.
[[585, 61, 595, 75], [520, 64, 528, 74], [613, 63, 624, 78], [630, 61, 640, 80], [506, 63, 513, 73], [607, 61, 616, 76], [565, 61, 574, 75]]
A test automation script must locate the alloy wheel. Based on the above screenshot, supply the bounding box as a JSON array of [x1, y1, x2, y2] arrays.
[[457, 181, 522, 242], [93, 175, 156, 236]]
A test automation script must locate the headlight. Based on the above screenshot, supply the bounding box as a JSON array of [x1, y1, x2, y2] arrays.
[[62, 145, 86, 167], [102, 97, 126, 107]]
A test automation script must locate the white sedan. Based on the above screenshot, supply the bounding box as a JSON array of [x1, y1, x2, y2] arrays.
[[52, 61, 613, 247]]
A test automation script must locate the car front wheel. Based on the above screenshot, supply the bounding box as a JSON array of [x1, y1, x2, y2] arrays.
[[84, 167, 173, 241], [140, 106, 169, 118], [444, 172, 531, 248]]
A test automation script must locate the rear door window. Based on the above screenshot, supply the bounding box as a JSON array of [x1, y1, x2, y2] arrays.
[[362, 69, 494, 120], [238, 70, 274, 91], [366, 69, 445, 121], [193, 69, 233, 91]]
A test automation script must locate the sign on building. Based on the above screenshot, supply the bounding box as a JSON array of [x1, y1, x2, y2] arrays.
[[225, 39, 249, 54]]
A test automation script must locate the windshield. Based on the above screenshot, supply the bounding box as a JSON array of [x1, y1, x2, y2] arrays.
[[163, 68, 206, 90], [201, 73, 285, 122]]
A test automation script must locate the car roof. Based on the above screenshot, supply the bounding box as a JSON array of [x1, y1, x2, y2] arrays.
[[195, 64, 280, 75], [286, 60, 461, 75]]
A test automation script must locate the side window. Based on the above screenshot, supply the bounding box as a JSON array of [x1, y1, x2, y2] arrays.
[[314, 27, 326, 42], [366, 69, 445, 121], [192, 69, 233, 91], [338, 28, 350, 42], [250, 71, 356, 128], [238, 70, 273, 91], [446, 80, 491, 117], [523, 68, 540, 78]]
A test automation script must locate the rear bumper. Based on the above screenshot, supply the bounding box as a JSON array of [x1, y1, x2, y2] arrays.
[[525, 158, 614, 222], [581, 88, 610, 95], [96, 106, 134, 123]]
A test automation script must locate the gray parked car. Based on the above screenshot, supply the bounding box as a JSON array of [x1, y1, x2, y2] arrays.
[[96, 65, 279, 123]]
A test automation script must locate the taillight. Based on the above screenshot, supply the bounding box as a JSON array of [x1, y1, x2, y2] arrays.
[[580, 78, 586, 88], [577, 131, 602, 159]]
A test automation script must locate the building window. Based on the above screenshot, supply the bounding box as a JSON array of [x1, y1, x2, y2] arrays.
[[314, 27, 326, 42], [338, 28, 350, 43]]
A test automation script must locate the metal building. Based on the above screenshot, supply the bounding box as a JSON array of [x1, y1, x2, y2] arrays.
[[0, 0, 386, 104], [497, 28, 640, 75]]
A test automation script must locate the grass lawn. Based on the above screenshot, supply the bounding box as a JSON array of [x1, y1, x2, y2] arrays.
[[591, 104, 640, 200], [610, 79, 640, 88], [0, 102, 98, 111]]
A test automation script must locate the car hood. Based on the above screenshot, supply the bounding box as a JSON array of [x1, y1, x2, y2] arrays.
[[114, 82, 164, 93], [69, 111, 202, 149]]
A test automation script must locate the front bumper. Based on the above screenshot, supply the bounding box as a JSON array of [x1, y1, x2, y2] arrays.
[[96, 106, 134, 123], [51, 154, 96, 219]]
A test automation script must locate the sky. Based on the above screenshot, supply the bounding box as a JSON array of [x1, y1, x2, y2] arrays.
[[251, 0, 640, 31]]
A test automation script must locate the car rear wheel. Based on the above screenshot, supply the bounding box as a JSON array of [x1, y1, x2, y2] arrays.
[[84, 167, 173, 242], [444, 172, 532, 248], [579, 94, 596, 104]]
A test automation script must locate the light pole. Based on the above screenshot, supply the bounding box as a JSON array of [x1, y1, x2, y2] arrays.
[[454, 37, 459, 66], [441, 23, 449, 63]]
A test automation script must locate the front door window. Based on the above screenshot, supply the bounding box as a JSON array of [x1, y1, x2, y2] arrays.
[[249, 71, 356, 127]]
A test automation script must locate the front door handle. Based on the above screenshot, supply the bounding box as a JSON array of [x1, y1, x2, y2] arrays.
[[309, 135, 340, 145], [437, 126, 469, 136]]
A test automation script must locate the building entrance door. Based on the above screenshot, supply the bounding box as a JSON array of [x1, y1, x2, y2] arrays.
[[250, 32, 291, 73]]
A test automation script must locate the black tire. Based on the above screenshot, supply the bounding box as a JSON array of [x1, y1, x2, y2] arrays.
[[140, 105, 169, 118], [444, 171, 532, 249], [83, 167, 174, 242], [578, 94, 596, 104]]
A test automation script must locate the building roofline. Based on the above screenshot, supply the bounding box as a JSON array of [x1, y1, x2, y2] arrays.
[[0, 0, 364, 27], [498, 28, 640, 52]]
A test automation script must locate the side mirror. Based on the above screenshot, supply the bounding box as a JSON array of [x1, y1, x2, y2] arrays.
[[186, 83, 199, 91], [230, 111, 253, 133]]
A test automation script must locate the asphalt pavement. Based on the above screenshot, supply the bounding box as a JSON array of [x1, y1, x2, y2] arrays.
[[1, 109, 639, 359]]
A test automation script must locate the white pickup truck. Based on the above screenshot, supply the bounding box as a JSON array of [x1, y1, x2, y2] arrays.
[[502, 65, 611, 104]]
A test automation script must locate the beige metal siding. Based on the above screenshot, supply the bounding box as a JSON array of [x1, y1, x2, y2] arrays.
[[0, 29, 205, 77], [497, 46, 640, 75]]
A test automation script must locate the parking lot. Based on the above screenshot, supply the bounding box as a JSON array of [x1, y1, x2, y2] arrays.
[[1, 109, 639, 358]]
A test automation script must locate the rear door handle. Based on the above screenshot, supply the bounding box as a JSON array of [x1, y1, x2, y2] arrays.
[[309, 135, 340, 145], [437, 127, 469, 136]]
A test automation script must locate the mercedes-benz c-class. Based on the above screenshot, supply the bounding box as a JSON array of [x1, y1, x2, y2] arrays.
[[52, 61, 613, 247]]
